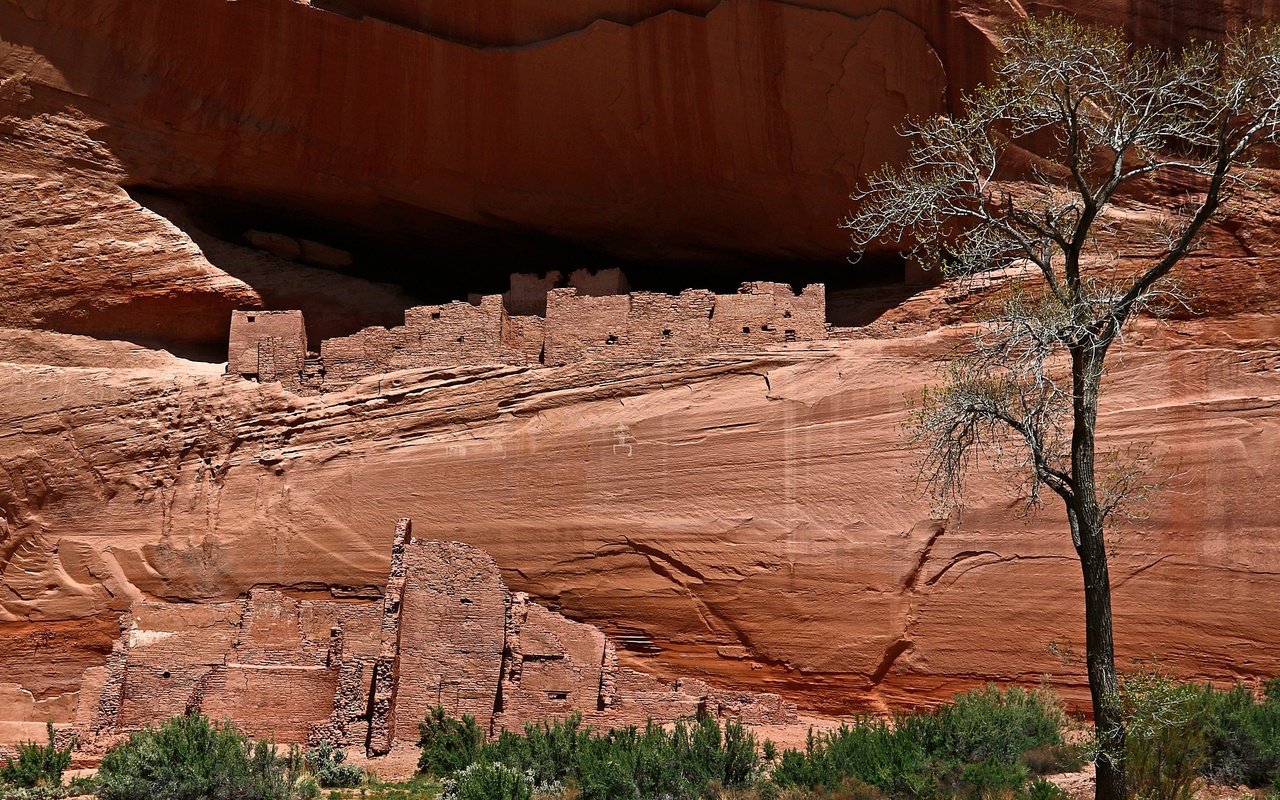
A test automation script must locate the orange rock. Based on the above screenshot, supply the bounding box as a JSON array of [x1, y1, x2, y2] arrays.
[[0, 0, 1278, 741]]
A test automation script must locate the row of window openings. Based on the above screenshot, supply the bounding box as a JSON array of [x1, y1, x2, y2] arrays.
[[603, 326, 797, 345]]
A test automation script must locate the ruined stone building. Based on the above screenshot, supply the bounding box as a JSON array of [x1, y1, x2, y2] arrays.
[[76, 521, 793, 756], [227, 275, 828, 393]]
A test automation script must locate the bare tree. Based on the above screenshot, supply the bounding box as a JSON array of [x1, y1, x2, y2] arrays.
[[843, 16, 1280, 800]]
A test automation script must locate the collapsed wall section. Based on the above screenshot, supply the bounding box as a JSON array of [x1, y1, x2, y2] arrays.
[[80, 521, 796, 757], [320, 295, 543, 391]]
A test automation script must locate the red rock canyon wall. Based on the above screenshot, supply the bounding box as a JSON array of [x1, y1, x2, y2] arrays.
[[0, 0, 1279, 750]]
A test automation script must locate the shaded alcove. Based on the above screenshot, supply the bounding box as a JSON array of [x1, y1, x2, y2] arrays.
[[132, 186, 914, 355]]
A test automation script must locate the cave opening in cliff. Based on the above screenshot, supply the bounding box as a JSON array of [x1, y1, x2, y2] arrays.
[[131, 187, 912, 353]]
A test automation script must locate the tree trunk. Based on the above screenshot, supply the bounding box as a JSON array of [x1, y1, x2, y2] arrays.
[[1078, 518, 1126, 800], [1070, 346, 1127, 800]]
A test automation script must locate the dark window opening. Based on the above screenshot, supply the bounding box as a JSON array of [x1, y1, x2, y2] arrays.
[[784, 329, 797, 342], [605, 334, 619, 345], [246, 315, 256, 323], [459, 598, 472, 605], [662, 329, 672, 338], [457, 335, 465, 343], [783, 311, 792, 318], [742, 326, 750, 334], [161, 671, 171, 679], [431, 311, 441, 320], [546, 691, 569, 701]]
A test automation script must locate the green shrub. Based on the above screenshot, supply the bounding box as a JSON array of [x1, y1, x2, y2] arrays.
[[0, 775, 99, 800], [1017, 778, 1069, 800], [772, 686, 1066, 799], [1197, 679, 1280, 788], [418, 707, 484, 777], [1017, 744, 1085, 776], [955, 758, 1028, 799], [895, 686, 1066, 768], [304, 742, 363, 788], [770, 720, 931, 797], [296, 777, 320, 800], [482, 715, 589, 789], [0, 722, 72, 788], [440, 761, 532, 800], [419, 710, 762, 800], [96, 713, 303, 800], [1122, 673, 1206, 800]]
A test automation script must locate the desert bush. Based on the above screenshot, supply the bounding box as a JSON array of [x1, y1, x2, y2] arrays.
[[1017, 744, 1085, 776], [417, 707, 484, 777], [295, 777, 320, 800], [1017, 778, 1068, 800], [955, 758, 1028, 799], [420, 710, 763, 800], [565, 717, 761, 800], [772, 686, 1066, 799], [1121, 673, 1206, 800], [1197, 678, 1280, 788], [895, 686, 1066, 769], [0, 722, 72, 789], [771, 719, 931, 797], [96, 713, 303, 800], [303, 742, 363, 788], [440, 761, 533, 800]]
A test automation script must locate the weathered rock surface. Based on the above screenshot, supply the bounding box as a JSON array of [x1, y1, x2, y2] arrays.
[[1, 290, 1277, 734], [1, 0, 1279, 746]]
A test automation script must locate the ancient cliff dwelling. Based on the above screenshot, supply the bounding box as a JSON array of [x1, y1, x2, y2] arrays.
[[77, 520, 792, 758], [1, 1, 1279, 797]]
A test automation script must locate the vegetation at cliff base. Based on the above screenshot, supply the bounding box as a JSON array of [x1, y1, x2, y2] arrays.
[[413, 687, 1079, 800]]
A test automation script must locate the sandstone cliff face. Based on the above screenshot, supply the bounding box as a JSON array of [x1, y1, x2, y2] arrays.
[[4, 0, 1276, 346], [1, 0, 1279, 743], [1, 296, 1277, 732]]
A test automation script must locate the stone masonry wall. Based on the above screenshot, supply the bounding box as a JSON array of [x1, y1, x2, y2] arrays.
[[543, 282, 825, 365], [229, 310, 307, 378], [83, 521, 795, 756], [320, 295, 543, 391], [231, 282, 825, 392], [386, 539, 508, 740]]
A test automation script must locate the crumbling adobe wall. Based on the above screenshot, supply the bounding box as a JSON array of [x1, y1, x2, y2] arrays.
[[90, 591, 367, 746], [384, 538, 507, 741], [497, 594, 608, 725], [228, 311, 307, 379], [321, 296, 543, 391], [80, 521, 795, 758], [543, 282, 825, 365], [234, 281, 825, 393]]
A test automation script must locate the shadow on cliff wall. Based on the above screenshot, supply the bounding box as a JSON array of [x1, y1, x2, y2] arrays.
[[130, 186, 915, 353]]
